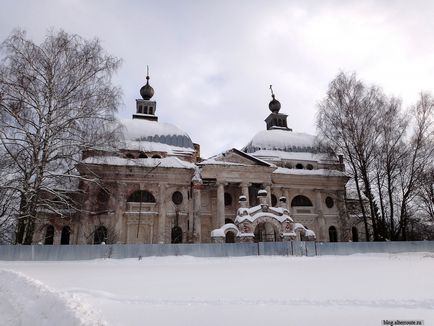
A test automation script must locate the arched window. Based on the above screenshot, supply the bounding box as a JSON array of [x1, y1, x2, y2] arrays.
[[329, 226, 338, 242], [295, 163, 304, 169], [352, 227, 359, 242], [225, 231, 236, 243], [139, 152, 148, 158], [224, 193, 232, 206], [271, 194, 277, 207], [291, 195, 313, 207], [171, 226, 183, 243], [60, 226, 71, 245], [306, 164, 314, 170], [94, 226, 107, 244], [44, 225, 55, 245], [128, 190, 156, 203], [151, 154, 161, 159]]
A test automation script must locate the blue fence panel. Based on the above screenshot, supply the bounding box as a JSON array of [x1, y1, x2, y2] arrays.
[[305, 241, 317, 257], [292, 241, 307, 256], [1, 241, 434, 261], [258, 242, 291, 256]]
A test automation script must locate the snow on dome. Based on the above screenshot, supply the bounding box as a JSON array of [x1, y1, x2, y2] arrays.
[[121, 119, 194, 149], [82, 156, 196, 169], [243, 129, 317, 154]]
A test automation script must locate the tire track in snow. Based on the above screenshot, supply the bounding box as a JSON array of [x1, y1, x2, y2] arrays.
[[66, 288, 434, 310]]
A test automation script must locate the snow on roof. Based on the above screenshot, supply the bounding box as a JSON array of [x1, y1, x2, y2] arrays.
[[82, 156, 196, 169], [199, 149, 273, 167], [121, 118, 194, 149], [243, 129, 317, 153], [249, 149, 337, 163], [211, 224, 240, 237], [122, 139, 195, 154], [273, 167, 347, 177], [199, 155, 248, 166]]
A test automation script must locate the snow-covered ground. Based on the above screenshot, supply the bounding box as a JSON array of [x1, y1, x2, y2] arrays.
[[1, 253, 433, 326]]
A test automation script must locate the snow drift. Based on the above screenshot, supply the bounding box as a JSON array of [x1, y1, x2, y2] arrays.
[[0, 270, 106, 326]]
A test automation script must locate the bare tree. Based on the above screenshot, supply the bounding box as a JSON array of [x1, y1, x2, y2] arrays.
[[417, 168, 434, 222], [396, 93, 434, 239], [372, 97, 409, 240], [317, 72, 384, 240], [0, 29, 121, 244], [318, 72, 434, 241]]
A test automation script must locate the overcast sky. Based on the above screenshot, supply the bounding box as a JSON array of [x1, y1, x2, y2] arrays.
[[1, 0, 434, 157]]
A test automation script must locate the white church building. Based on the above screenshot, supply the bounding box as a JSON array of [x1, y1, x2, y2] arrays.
[[33, 74, 361, 245]]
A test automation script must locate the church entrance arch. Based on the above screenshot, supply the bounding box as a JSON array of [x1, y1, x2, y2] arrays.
[[225, 231, 236, 243], [254, 222, 278, 242]]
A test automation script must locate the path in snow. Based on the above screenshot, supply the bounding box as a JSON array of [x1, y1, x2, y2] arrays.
[[0, 270, 106, 326]]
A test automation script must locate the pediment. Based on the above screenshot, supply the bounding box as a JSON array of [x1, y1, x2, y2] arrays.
[[215, 148, 271, 167]]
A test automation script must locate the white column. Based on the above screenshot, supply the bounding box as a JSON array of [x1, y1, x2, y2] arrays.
[[158, 183, 167, 243], [217, 182, 225, 227], [193, 183, 202, 243], [315, 189, 326, 241], [241, 183, 250, 204], [265, 184, 272, 205]]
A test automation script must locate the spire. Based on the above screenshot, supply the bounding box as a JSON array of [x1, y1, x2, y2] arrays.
[[268, 84, 281, 113], [140, 66, 154, 100], [264, 85, 291, 131]]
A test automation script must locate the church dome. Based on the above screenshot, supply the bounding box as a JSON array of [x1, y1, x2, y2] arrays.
[[269, 95, 281, 113], [140, 76, 154, 100], [121, 118, 194, 149], [243, 129, 317, 153]]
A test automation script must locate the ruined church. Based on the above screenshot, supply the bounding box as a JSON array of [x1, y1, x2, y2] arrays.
[[34, 73, 362, 245]]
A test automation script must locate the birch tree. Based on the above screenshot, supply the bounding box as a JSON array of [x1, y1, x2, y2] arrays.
[[0, 29, 121, 244], [317, 72, 384, 240], [318, 72, 434, 241]]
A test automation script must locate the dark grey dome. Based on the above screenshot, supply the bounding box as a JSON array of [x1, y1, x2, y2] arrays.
[[140, 76, 154, 100], [269, 94, 281, 113]]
